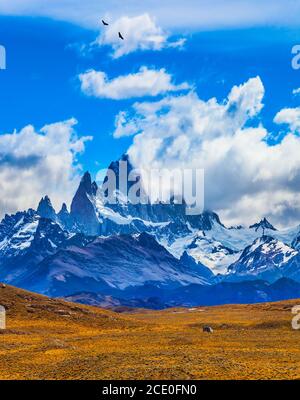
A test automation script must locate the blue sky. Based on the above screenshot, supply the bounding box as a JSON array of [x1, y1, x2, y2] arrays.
[[0, 2, 300, 225], [0, 16, 299, 171]]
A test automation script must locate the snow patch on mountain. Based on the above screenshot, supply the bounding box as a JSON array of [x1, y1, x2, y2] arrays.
[[227, 235, 298, 282], [0, 211, 39, 257]]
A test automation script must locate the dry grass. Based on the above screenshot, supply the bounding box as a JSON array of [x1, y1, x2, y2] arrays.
[[0, 285, 300, 380]]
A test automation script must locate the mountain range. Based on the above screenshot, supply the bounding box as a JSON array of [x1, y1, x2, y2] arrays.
[[2, 154, 300, 308]]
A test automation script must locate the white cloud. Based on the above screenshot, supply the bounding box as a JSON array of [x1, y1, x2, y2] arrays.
[[227, 77, 264, 118], [293, 88, 300, 96], [274, 107, 300, 133], [113, 77, 300, 227], [0, 119, 92, 218], [94, 14, 185, 58], [79, 66, 190, 100], [0, 1, 300, 30]]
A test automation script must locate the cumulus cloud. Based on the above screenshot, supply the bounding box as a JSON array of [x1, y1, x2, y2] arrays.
[[79, 67, 190, 100], [274, 107, 300, 133], [0, 119, 92, 218], [94, 14, 185, 58], [293, 88, 300, 96], [113, 76, 300, 227]]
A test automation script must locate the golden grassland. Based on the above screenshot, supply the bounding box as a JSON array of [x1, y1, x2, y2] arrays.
[[0, 285, 300, 380]]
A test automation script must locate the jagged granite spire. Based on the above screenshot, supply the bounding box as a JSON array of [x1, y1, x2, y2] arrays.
[[37, 196, 56, 221], [70, 172, 99, 235], [249, 217, 277, 232], [77, 171, 98, 197], [58, 203, 69, 216], [57, 203, 73, 230]]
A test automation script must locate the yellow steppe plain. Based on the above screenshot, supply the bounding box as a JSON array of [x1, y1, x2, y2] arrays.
[[0, 285, 300, 380]]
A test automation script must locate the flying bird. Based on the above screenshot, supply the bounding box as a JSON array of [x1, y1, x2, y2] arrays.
[[102, 19, 109, 26], [118, 32, 124, 40]]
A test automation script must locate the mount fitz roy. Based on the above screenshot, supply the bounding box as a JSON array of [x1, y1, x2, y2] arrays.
[[2, 155, 300, 308]]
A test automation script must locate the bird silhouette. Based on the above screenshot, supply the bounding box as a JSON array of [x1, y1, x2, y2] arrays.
[[118, 32, 124, 40], [102, 19, 109, 26]]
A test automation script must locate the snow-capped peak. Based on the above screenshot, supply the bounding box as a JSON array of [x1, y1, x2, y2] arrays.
[[227, 235, 297, 282], [249, 217, 277, 232]]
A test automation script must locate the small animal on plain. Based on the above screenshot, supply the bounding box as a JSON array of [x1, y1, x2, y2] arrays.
[[102, 20, 109, 26], [0, 283, 6, 289], [118, 32, 124, 40], [203, 326, 213, 333]]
